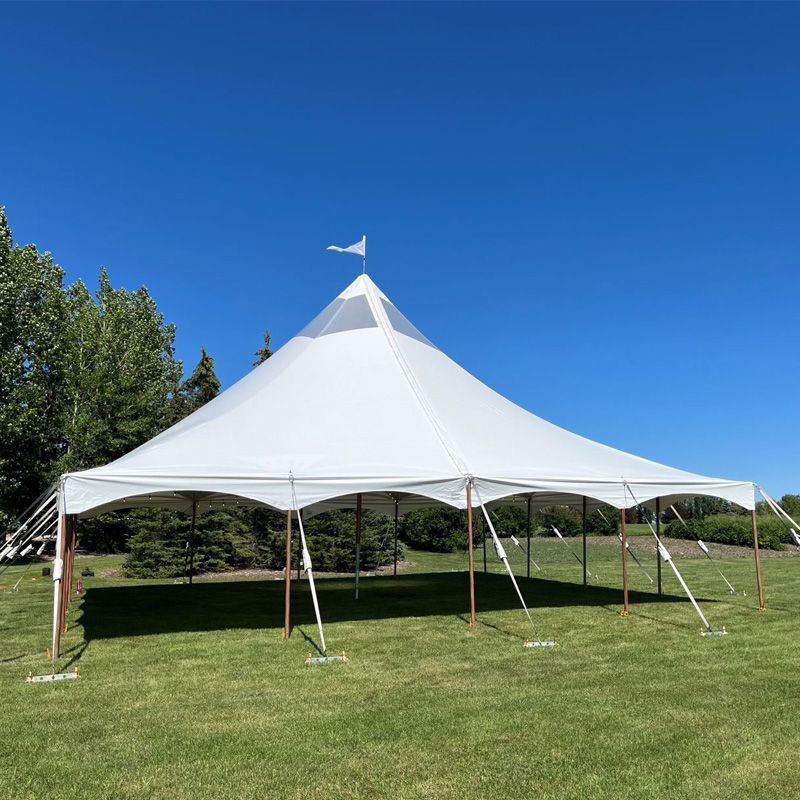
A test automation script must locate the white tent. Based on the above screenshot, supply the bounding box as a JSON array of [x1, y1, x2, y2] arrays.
[[61, 274, 754, 517], [49, 273, 761, 660]]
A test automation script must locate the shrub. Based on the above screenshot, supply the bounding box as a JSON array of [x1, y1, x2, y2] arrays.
[[663, 513, 786, 550], [536, 505, 582, 537], [399, 507, 467, 552], [587, 506, 619, 536]]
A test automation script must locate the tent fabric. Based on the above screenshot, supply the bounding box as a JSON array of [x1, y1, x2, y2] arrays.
[[62, 275, 755, 517]]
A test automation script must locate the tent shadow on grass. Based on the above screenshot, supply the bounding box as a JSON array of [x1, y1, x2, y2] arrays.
[[78, 571, 692, 641]]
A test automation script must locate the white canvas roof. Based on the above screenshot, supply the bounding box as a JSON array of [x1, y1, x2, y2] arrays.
[[62, 274, 755, 517]]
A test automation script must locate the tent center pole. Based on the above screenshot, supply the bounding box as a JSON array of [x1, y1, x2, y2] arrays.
[[620, 508, 629, 616], [393, 499, 398, 577], [188, 499, 197, 586], [656, 498, 662, 597], [354, 494, 362, 600], [282, 510, 292, 639], [581, 496, 588, 587], [751, 509, 765, 610], [467, 482, 476, 627]]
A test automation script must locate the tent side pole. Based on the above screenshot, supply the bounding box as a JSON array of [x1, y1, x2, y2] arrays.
[[393, 499, 398, 577], [656, 498, 662, 597], [526, 495, 531, 579], [582, 496, 588, 587], [354, 494, 362, 600], [751, 509, 765, 610], [482, 514, 487, 574], [188, 500, 196, 585], [620, 509, 629, 616], [282, 510, 292, 639], [296, 509, 302, 581], [67, 515, 77, 605], [467, 482, 476, 627]]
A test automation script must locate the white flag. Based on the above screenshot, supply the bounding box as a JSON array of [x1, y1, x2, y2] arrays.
[[327, 235, 366, 257]]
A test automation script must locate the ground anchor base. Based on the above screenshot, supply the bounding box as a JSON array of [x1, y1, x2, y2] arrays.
[[701, 627, 728, 637], [27, 669, 79, 683], [306, 652, 347, 666], [525, 640, 556, 648]]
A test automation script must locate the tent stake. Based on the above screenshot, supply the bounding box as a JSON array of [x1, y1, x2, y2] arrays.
[[751, 509, 765, 610], [282, 510, 292, 639], [354, 494, 362, 600], [656, 498, 662, 597], [393, 499, 398, 577], [526, 495, 531, 579], [620, 509, 629, 616], [582, 496, 588, 587], [466, 482, 475, 627]]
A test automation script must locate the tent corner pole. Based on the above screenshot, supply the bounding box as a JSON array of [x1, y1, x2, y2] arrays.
[[581, 496, 588, 587], [656, 498, 662, 597], [467, 482, 476, 627], [620, 508, 629, 616], [282, 510, 292, 639], [51, 504, 68, 663], [751, 509, 765, 611]]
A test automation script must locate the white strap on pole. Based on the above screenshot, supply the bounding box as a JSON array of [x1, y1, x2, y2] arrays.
[[697, 539, 709, 555], [291, 480, 328, 656], [625, 485, 713, 632], [473, 484, 536, 632]]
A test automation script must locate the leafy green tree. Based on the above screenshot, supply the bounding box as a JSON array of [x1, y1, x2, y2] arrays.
[[0, 208, 68, 528], [399, 507, 467, 552], [57, 268, 182, 474]]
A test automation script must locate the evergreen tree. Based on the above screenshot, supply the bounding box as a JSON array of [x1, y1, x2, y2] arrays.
[[253, 330, 273, 366], [171, 347, 221, 422]]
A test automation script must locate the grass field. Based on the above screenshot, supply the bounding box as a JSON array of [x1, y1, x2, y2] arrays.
[[2, 538, 799, 800]]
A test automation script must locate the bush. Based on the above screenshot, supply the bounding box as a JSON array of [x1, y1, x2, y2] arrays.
[[663, 513, 786, 550], [587, 506, 619, 536], [399, 507, 467, 552], [536, 506, 582, 537]]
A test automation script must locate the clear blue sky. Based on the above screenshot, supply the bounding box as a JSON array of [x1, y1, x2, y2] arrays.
[[3, 3, 798, 496]]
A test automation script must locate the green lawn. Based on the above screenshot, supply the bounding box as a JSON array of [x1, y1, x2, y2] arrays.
[[1, 541, 799, 800]]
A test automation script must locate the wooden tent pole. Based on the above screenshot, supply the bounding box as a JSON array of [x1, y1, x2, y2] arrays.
[[188, 500, 197, 585], [526, 495, 532, 579], [52, 507, 68, 661], [620, 508, 629, 616], [752, 509, 765, 610], [467, 482, 476, 627], [67, 515, 77, 605], [393, 499, 399, 577], [354, 494, 362, 600], [296, 509, 302, 581], [581, 496, 588, 587], [482, 513, 487, 573], [656, 498, 662, 597], [282, 510, 292, 639]]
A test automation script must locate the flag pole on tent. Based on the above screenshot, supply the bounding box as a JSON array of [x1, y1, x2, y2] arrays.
[[473, 483, 554, 648], [327, 235, 367, 274]]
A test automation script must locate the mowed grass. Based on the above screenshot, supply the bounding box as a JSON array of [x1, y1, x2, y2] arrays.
[[1, 540, 799, 800]]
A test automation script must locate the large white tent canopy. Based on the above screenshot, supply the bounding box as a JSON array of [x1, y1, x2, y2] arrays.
[[60, 274, 754, 517]]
